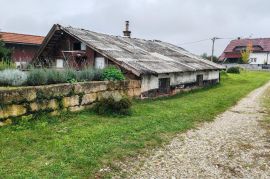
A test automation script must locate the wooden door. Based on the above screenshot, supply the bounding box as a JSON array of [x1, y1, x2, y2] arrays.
[[196, 75, 204, 86], [159, 78, 170, 94]]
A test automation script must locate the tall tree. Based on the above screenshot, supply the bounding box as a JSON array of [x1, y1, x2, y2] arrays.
[[241, 42, 253, 64], [201, 53, 219, 63]]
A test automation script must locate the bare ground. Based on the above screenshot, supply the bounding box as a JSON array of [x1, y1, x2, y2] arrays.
[[112, 82, 270, 178]]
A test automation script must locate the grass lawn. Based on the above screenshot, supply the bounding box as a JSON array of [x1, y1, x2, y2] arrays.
[[1, 71, 270, 178]]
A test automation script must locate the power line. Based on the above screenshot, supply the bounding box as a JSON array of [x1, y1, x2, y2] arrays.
[[178, 36, 241, 62], [178, 38, 211, 46], [178, 37, 235, 46]]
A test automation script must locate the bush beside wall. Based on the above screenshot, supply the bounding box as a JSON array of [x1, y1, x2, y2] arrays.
[[93, 96, 132, 116], [0, 69, 27, 86], [0, 67, 124, 87], [227, 67, 240, 74]]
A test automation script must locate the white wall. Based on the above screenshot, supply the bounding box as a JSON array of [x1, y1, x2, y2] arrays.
[[141, 71, 220, 92], [249, 52, 270, 64], [141, 75, 159, 93]]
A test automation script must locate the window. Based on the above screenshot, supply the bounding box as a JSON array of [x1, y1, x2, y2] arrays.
[[95, 57, 105, 69], [233, 46, 246, 52], [56, 59, 64, 68], [73, 42, 81, 50], [249, 58, 257, 63], [81, 43, 86, 51], [158, 78, 170, 94]]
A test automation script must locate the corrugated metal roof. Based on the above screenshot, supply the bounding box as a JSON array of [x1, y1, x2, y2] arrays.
[[42, 24, 224, 75], [0, 32, 44, 45]]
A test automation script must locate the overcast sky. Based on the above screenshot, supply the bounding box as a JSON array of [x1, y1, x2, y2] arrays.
[[0, 0, 269, 56]]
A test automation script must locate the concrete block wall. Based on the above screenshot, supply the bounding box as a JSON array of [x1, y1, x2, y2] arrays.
[[0, 80, 141, 121]]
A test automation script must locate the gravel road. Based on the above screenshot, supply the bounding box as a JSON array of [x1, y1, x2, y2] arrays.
[[113, 82, 270, 178]]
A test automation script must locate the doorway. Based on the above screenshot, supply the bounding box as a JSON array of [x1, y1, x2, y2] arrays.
[[196, 74, 204, 86], [159, 78, 170, 94]]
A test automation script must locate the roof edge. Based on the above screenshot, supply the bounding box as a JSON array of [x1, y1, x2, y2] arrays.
[[32, 24, 61, 61]]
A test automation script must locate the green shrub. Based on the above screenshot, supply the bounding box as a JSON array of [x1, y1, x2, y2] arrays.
[[78, 68, 104, 81], [63, 69, 78, 82], [0, 69, 27, 86], [93, 96, 132, 115], [227, 67, 240, 74], [93, 69, 103, 81], [101, 66, 125, 81], [46, 69, 66, 84], [0, 61, 16, 71], [27, 69, 48, 86], [0, 67, 123, 86], [77, 68, 95, 82]]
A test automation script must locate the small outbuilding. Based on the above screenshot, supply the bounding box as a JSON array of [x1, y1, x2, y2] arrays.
[[33, 23, 223, 97], [0, 32, 44, 68]]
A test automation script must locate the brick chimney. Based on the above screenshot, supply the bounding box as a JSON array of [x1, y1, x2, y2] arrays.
[[123, 21, 131, 38]]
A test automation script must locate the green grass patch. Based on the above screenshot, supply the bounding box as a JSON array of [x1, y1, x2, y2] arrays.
[[1, 71, 270, 178]]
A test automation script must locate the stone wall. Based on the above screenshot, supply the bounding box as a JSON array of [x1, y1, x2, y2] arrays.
[[0, 80, 141, 121]]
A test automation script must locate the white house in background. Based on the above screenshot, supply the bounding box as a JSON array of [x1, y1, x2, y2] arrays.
[[219, 38, 270, 64]]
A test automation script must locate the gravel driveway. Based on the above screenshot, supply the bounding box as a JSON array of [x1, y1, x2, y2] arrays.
[[113, 82, 270, 178]]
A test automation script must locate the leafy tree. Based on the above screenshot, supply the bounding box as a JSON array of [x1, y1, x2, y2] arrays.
[[241, 42, 253, 64], [0, 34, 11, 62], [201, 53, 208, 59], [201, 53, 219, 63]]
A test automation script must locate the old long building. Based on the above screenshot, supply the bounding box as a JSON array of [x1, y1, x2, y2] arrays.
[[33, 23, 224, 97]]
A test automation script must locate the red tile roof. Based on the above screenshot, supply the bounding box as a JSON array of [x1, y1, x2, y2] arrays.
[[223, 38, 270, 52], [220, 38, 270, 61], [0, 32, 44, 45]]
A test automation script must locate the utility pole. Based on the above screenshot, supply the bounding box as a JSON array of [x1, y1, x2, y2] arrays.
[[211, 37, 219, 62], [211, 37, 221, 62]]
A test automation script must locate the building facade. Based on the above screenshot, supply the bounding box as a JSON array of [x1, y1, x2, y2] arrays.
[[34, 24, 223, 97]]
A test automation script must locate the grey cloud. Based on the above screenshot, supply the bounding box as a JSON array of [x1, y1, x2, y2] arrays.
[[0, 0, 269, 56]]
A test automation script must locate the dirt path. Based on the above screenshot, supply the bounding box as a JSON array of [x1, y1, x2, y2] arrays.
[[114, 82, 270, 178]]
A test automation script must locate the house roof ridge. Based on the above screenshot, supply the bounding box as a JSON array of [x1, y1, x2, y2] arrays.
[[59, 24, 166, 43], [0, 31, 45, 45], [0, 31, 44, 38]]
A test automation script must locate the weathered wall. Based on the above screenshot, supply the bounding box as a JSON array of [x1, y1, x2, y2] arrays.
[[5, 43, 40, 63], [0, 80, 141, 121], [141, 70, 220, 93], [45, 34, 95, 69]]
